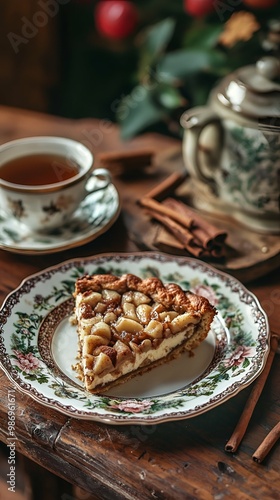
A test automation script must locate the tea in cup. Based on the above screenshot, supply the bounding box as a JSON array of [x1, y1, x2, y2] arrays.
[[0, 136, 111, 232]]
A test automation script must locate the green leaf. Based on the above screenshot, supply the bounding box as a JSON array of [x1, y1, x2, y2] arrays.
[[139, 17, 176, 60], [183, 23, 224, 49], [157, 48, 227, 83], [117, 87, 164, 139], [242, 358, 250, 369], [155, 84, 185, 110], [3, 228, 22, 242], [137, 18, 176, 78]]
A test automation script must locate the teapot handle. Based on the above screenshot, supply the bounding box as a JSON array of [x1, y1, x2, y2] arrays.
[[181, 106, 224, 190]]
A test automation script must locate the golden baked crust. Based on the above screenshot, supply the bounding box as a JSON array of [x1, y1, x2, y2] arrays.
[[74, 274, 211, 315], [72, 273, 216, 393]]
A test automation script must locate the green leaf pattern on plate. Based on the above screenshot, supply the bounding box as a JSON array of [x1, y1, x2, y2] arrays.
[[8, 264, 256, 415]]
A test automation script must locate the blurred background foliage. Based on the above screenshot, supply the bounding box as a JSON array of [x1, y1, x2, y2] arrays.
[[48, 0, 280, 137]]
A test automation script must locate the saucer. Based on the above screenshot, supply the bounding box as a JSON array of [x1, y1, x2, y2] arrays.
[[0, 183, 120, 255]]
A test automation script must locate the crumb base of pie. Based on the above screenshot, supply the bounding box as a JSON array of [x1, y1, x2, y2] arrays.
[[72, 273, 216, 394]]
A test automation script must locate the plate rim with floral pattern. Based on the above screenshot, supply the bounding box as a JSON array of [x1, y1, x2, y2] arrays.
[[0, 252, 270, 425], [0, 183, 120, 255]]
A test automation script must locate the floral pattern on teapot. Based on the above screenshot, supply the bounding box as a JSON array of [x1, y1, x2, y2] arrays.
[[222, 123, 280, 214]]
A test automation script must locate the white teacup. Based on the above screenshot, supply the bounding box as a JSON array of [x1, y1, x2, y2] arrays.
[[0, 136, 111, 232]]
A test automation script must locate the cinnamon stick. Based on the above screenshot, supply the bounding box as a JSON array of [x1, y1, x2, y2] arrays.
[[225, 334, 279, 453], [252, 421, 280, 463], [154, 225, 225, 259], [97, 149, 154, 173], [146, 209, 204, 257], [140, 197, 227, 258], [163, 198, 227, 249], [143, 172, 187, 201], [139, 197, 194, 229], [154, 225, 186, 253]]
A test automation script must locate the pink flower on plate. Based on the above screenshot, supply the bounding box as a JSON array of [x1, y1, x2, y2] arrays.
[[13, 350, 40, 373], [224, 345, 255, 368], [191, 284, 219, 306], [110, 399, 152, 413]]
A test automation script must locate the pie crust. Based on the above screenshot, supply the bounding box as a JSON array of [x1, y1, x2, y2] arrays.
[[72, 273, 216, 393]]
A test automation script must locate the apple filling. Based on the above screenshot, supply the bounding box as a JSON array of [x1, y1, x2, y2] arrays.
[[72, 273, 216, 393]]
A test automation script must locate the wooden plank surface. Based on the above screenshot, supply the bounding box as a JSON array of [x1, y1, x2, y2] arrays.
[[0, 362, 279, 499], [0, 106, 279, 500]]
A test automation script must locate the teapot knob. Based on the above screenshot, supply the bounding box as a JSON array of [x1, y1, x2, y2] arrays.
[[257, 56, 280, 80]]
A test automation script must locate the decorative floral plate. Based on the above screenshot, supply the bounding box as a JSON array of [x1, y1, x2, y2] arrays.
[[0, 252, 270, 424], [0, 184, 120, 254]]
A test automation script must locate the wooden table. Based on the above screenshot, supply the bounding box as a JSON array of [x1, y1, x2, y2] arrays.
[[0, 106, 279, 500]]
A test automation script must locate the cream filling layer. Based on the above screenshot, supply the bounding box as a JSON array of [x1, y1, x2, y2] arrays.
[[83, 324, 196, 390]]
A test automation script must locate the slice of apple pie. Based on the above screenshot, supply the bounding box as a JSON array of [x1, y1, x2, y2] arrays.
[[72, 273, 216, 393]]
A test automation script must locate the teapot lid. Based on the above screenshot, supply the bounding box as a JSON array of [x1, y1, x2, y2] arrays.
[[215, 56, 280, 130]]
